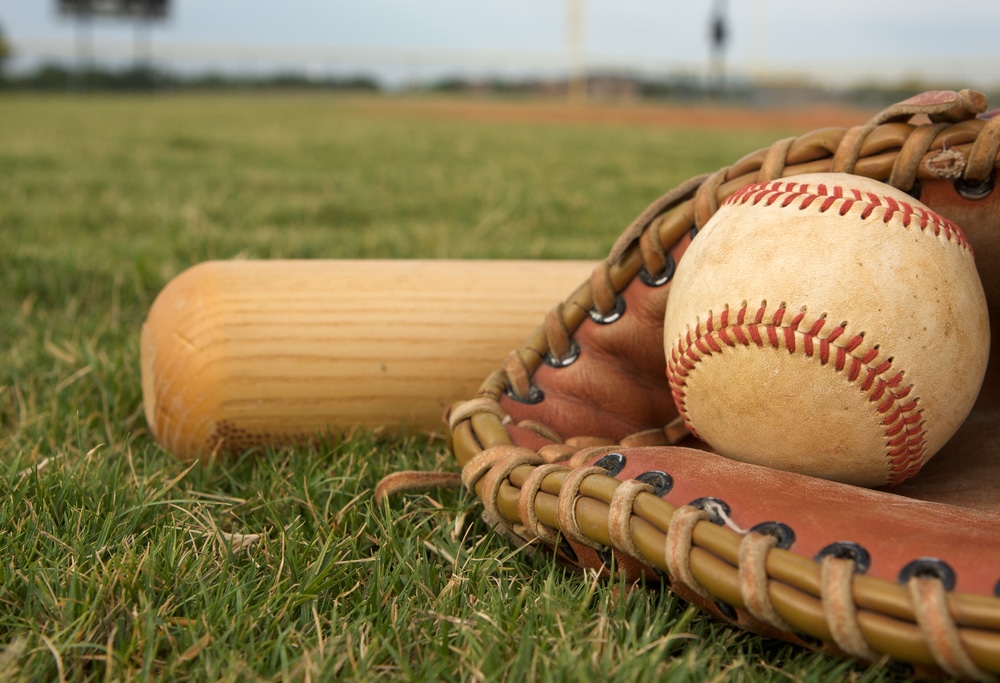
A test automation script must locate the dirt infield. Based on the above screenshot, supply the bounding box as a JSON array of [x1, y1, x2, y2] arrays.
[[353, 96, 880, 131]]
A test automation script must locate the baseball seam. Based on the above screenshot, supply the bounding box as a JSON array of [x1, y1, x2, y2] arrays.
[[726, 180, 973, 253], [667, 301, 926, 486]]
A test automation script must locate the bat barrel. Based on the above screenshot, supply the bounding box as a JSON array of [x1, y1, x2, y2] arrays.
[[140, 259, 594, 460]]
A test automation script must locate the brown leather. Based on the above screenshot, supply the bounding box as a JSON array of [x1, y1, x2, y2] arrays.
[[462, 93, 1000, 473], [889, 178, 1000, 512], [446, 90, 1000, 679], [499, 245, 688, 443], [579, 446, 1000, 596]]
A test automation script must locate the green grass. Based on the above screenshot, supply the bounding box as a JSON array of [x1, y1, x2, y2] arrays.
[[0, 92, 912, 681]]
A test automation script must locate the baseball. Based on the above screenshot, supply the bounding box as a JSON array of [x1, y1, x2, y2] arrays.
[[663, 173, 990, 487]]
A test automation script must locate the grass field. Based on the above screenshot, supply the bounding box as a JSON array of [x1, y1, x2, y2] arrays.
[[0, 92, 911, 681]]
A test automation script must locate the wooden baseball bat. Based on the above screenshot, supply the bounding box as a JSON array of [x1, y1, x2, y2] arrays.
[[141, 259, 595, 461]]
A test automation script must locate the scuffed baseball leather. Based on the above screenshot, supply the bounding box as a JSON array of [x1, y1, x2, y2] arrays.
[[444, 89, 1000, 681], [662, 174, 990, 487]]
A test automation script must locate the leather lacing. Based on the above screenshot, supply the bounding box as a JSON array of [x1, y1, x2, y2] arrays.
[[607, 478, 654, 560], [821, 555, 879, 661], [454, 445, 1000, 681], [490, 89, 1000, 411], [739, 530, 795, 634], [910, 576, 996, 681], [517, 463, 567, 545], [389, 89, 1000, 681]]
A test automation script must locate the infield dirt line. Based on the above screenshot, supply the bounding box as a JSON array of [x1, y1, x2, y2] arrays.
[[343, 96, 880, 131]]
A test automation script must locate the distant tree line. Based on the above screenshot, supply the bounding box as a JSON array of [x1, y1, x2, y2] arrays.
[[0, 53, 985, 111], [420, 73, 958, 110], [0, 62, 382, 92]]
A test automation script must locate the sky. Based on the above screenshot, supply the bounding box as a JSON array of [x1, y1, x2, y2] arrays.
[[1, 0, 999, 89]]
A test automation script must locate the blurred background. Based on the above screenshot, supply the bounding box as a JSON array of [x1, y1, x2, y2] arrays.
[[5, 7, 1000, 683], [0, 0, 998, 104]]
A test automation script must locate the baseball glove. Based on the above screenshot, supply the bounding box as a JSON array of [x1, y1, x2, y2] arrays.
[[434, 90, 1000, 681]]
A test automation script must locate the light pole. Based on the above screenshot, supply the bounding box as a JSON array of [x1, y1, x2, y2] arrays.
[[568, 0, 586, 102], [709, 0, 728, 96]]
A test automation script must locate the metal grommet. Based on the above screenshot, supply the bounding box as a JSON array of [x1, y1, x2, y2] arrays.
[[688, 497, 730, 525], [815, 541, 872, 574], [899, 558, 957, 591], [589, 296, 626, 325], [544, 340, 580, 368], [639, 255, 676, 287], [634, 470, 673, 497], [749, 521, 796, 550], [505, 385, 544, 405], [593, 452, 627, 477], [955, 172, 995, 200]]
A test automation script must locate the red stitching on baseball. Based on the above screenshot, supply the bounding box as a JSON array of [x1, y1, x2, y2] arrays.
[[725, 180, 973, 253], [667, 301, 927, 485]]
